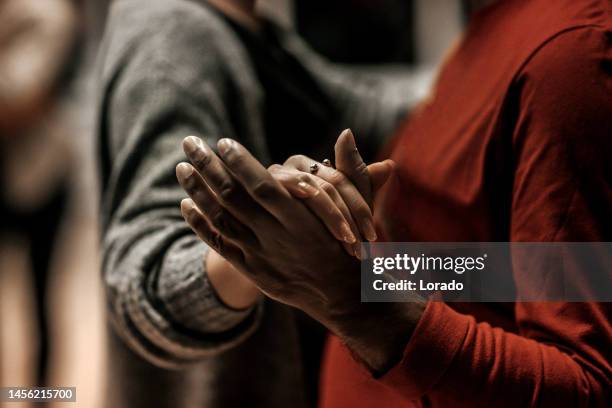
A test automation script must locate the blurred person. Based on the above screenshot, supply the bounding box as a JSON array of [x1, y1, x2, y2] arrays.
[[96, 0, 429, 407], [0, 0, 83, 386], [176, 0, 612, 407]]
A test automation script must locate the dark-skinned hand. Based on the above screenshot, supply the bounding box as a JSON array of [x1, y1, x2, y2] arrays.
[[176, 132, 425, 374]]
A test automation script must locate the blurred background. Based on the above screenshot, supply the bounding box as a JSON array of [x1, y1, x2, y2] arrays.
[[0, 1, 463, 406]]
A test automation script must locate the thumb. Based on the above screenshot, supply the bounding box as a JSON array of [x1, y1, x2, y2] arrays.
[[367, 159, 395, 194], [335, 128, 372, 203]]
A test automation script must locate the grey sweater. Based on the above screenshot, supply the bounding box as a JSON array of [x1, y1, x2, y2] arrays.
[[97, 0, 426, 406]]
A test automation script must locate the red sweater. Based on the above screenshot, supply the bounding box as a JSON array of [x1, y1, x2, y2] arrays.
[[319, 1, 612, 407]]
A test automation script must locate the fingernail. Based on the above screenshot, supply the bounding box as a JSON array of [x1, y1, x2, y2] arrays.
[[354, 244, 362, 260], [176, 162, 193, 179], [363, 219, 377, 241], [297, 181, 319, 197], [342, 128, 356, 145], [341, 222, 356, 244], [183, 136, 204, 154], [181, 198, 195, 212], [217, 138, 234, 155]]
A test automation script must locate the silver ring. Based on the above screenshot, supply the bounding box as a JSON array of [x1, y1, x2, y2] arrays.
[[309, 163, 320, 174], [322, 159, 332, 167]]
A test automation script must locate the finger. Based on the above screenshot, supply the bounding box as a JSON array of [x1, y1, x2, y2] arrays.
[[180, 198, 245, 268], [182, 136, 269, 226], [284, 155, 377, 241], [270, 164, 362, 257], [315, 178, 364, 258], [216, 138, 305, 225], [269, 167, 356, 244], [367, 160, 395, 193], [176, 162, 257, 245], [267, 164, 313, 199], [334, 129, 372, 204]]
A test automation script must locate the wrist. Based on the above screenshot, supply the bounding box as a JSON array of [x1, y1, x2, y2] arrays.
[[330, 300, 426, 375], [206, 249, 262, 310]]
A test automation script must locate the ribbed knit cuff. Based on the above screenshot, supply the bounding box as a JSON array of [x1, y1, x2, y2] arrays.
[[157, 236, 255, 334]]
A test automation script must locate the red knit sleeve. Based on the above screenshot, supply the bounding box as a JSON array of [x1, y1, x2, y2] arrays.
[[379, 27, 612, 407]]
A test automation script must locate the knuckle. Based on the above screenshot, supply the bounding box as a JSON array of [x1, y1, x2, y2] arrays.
[[318, 180, 335, 195], [193, 189, 219, 210], [191, 151, 212, 170], [187, 213, 201, 229], [251, 180, 278, 200], [183, 178, 197, 194], [220, 146, 239, 164], [355, 161, 368, 176], [218, 182, 238, 202], [328, 205, 342, 218], [211, 232, 224, 252], [210, 209, 240, 239], [211, 209, 227, 230], [285, 154, 306, 166], [191, 190, 208, 208], [297, 173, 312, 184], [191, 215, 210, 236], [354, 203, 372, 218], [328, 169, 347, 185], [268, 164, 282, 173]]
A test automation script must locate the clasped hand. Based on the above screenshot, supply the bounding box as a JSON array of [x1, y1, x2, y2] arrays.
[[175, 129, 393, 327]]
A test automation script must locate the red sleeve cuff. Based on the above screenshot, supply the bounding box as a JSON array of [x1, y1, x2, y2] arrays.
[[378, 301, 471, 400]]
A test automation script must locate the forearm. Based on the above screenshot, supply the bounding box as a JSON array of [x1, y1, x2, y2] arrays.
[[330, 299, 426, 375]]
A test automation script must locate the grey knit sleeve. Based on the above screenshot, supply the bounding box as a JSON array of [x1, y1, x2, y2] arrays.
[[98, 5, 262, 368]]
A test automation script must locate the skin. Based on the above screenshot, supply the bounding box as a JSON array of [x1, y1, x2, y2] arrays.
[[176, 132, 380, 309], [177, 131, 425, 373], [207, 0, 260, 32], [176, 131, 381, 308]]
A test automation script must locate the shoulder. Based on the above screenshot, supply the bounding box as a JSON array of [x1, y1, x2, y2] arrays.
[[510, 25, 612, 176], [507, 0, 611, 95], [99, 0, 243, 89], [515, 25, 612, 128], [521, 24, 611, 84]]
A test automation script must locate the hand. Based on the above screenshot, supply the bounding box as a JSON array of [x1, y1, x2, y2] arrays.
[[176, 135, 425, 374], [176, 136, 358, 316], [186, 130, 376, 310], [183, 130, 387, 313], [267, 128, 393, 258], [267, 163, 361, 258], [271, 129, 395, 257], [286, 128, 395, 207]]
